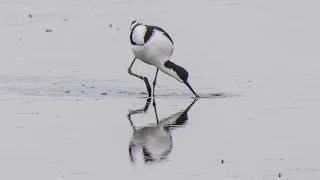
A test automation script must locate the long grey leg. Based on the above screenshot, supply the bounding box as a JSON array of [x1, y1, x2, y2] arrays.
[[127, 98, 152, 130], [152, 99, 159, 123], [152, 68, 159, 97], [128, 57, 152, 97]]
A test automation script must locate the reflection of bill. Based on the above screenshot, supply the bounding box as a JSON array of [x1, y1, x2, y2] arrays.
[[127, 98, 198, 164]]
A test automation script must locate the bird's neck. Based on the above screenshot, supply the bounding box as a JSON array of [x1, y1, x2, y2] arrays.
[[157, 60, 184, 83]]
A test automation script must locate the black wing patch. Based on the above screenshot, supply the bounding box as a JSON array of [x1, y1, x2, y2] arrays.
[[144, 25, 174, 45]]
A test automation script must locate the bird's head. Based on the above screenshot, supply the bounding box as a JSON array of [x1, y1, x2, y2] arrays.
[[162, 60, 200, 98]]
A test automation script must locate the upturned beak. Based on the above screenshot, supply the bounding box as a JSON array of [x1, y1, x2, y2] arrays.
[[184, 81, 200, 98]]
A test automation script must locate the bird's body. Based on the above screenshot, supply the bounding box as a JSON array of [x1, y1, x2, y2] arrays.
[[130, 25, 173, 66], [127, 98, 198, 163], [130, 125, 172, 163], [128, 21, 199, 98]]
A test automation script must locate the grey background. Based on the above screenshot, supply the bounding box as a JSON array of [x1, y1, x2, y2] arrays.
[[0, 0, 319, 179]]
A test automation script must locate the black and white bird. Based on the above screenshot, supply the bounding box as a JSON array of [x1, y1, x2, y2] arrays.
[[128, 98, 198, 163], [128, 20, 200, 98]]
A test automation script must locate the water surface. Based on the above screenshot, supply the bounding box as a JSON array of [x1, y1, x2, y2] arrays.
[[0, 0, 320, 179]]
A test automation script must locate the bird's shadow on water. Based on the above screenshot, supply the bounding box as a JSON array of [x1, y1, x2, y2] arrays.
[[127, 98, 198, 164]]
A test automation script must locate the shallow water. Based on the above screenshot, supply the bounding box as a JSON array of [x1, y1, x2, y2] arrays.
[[1, 0, 320, 179]]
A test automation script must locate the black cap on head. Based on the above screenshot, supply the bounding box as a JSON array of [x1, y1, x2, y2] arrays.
[[131, 20, 137, 25]]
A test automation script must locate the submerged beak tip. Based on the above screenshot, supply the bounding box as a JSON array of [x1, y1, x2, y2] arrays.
[[184, 81, 200, 98]]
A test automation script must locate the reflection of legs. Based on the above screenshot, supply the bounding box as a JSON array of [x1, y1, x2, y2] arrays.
[[127, 57, 152, 97], [152, 99, 159, 123], [152, 68, 159, 97], [127, 98, 152, 129]]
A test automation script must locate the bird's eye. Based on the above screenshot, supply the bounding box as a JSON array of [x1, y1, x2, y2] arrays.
[[131, 20, 137, 25]]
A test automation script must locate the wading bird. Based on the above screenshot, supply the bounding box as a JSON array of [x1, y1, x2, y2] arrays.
[[127, 98, 198, 163], [128, 21, 200, 98]]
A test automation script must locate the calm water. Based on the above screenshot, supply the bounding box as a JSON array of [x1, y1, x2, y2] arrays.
[[0, 0, 320, 179]]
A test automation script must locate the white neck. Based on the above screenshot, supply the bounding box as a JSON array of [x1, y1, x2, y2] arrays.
[[157, 61, 184, 83]]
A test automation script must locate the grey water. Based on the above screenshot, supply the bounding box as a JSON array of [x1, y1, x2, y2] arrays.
[[1, 0, 320, 179]]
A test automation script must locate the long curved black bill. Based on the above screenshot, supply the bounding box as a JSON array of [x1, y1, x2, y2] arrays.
[[185, 81, 200, 98]]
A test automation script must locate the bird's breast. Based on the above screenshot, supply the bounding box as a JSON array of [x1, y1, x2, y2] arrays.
[[130, 31, 174, 66]]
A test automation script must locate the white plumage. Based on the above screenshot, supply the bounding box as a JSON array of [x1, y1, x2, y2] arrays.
[[130, 22, 173, 65], [128, 21, 200, 98], [128, 98, 198, 163]]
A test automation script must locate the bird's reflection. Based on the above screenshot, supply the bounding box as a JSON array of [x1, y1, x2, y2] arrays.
[[127, 98, 198, 164]]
